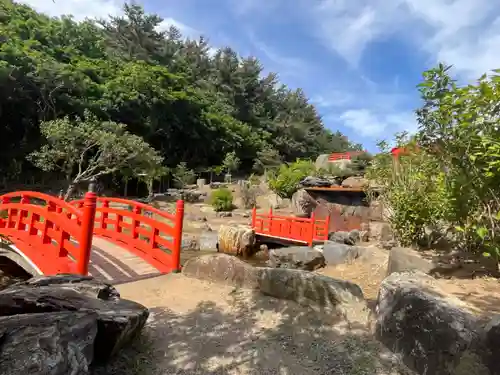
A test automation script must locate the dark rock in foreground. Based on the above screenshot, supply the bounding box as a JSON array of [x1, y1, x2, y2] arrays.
[[374, 270, 490, 375], [0, 311, 98, 375], [267, 246, 325, 271], [0, 275, 149, 374]]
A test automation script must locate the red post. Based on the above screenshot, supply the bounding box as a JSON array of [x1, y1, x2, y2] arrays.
[[171, 200, 184, 272], [251, 207, 256, 228], [309, 211, 316, 247], [324, 213, 331, 241], [78, 191, 97, 275]]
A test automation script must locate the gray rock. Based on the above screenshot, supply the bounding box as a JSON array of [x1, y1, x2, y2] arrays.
[[386, 247, 437, 276], [484, 316, 500, 374], [182, 235, 200, 251], [328, 230, 360, 245], [0, 276, 149, 362], [0, 311, 98, 375], [182, 254, 261, 289], [199, 231, 219, 251], [267, 246, 325, 271], [259, 268, 366, 317], [216, 211, 233, 218], [341, 176, 367, 188], [291, 189, 317, 218], [374, 270, 489, 375], [10, 274, 120, 301], [299, 176, 333, 188], [321, 241, 365, 265]]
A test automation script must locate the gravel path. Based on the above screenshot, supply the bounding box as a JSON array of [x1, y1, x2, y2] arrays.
[[93, 274, 414, 375]]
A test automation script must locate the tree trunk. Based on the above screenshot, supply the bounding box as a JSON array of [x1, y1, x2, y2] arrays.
[[124, 179, 128, 197], [64, 183, 75, 201]]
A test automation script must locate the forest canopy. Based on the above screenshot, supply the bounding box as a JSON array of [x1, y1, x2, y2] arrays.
[[0, 1, 361, 187]]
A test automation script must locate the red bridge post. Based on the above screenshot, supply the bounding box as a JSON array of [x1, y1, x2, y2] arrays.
[[172, 200, 184, 272], [78, 190, 97, 275]]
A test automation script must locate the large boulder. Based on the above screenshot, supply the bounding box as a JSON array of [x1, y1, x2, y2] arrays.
[[259, 268, 367, 320], [328, 230, 361, 245], [0, 311, 98, 375], [291, 189, 317, 217], [2, 275, 149, 363], [267, 246, 325, 271], [299, 176, 334, 188], [321, 241, 365, 266], [182, 253, 260, 289], [217, 224, 256, 257], [386, 247, 439, 276], [341, 176, 368, 189], [373, 270, 489, 375], [484, 316, 500, 374]]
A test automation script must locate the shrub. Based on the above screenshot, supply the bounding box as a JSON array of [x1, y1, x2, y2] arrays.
[[366, 135, 449, 247], [210, 188, 234, 211], [268, 159, 316, 198], [173, 162, 195, 188]]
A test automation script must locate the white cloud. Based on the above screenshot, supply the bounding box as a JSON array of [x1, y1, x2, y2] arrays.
[[18, 0, 121, 20], [337, 109, 416, 138], [308, 0, 500, 78], [157, 17, 200, 38]]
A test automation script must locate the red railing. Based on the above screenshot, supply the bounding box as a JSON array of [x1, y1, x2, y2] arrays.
[[70, 197, 184, 273], [0, 191, 96, 275], [251, 208, 329, 246], [328, 151, 367, 161]]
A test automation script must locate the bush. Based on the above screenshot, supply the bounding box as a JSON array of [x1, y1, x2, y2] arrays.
[[173, 162, 196, 188], [210, 188, 234, 212], [366, 136, 449, 246], [268, 159, 316, 199], [240, 183, 258, 209]]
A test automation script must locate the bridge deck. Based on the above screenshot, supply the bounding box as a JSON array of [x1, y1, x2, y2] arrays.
[[88, 237, 163, 285]]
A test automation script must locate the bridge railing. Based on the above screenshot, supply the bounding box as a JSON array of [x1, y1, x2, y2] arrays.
[[0, 191, 96, 275], [70, 197, 184, 273], [251, 208, 329, 246]]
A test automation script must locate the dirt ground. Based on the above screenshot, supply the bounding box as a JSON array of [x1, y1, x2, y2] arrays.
[[317, 245, 500, 318], [93, 273, 413, 375]]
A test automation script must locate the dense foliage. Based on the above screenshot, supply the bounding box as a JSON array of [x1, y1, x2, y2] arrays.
[[0, 1, 360, 189], [268, 159, 317, 198], [368, 64, 500, 261], [210, 188, 234, 212]]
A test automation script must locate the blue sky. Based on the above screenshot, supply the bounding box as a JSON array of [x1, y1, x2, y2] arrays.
[[20, 0, 500, 152]]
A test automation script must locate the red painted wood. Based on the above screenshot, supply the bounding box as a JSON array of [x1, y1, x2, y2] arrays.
[[0, 192, 185, 276], [71, 196, 185, 273], [251, 208, 329, 245]]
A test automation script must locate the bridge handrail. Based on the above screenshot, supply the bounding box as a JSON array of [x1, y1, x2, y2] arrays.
[[70, 196, 176, 221], [0, 191, 82, 218], [251, 207, 329, 246]]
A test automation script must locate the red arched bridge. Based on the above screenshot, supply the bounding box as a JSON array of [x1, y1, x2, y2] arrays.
[[0, 189, 331, 284], [0, 190, 184, 284]]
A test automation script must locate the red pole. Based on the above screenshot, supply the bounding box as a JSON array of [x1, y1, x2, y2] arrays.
[[309, 211, 316, 247], [78, 190, 96, 275], [171, 200, 184, 272]]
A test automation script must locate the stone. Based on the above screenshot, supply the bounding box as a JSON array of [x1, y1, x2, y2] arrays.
[[181, 235, 200, 251], [321, 241, 365, 266], [1, 276, 149, 363], [483, 316, 500, 374], [386, 247, 437, 276], [258, 268, 366, 318], [370, 221, 393, 242], [299, 176, 333, 188], [341, 176, 368, 189], [199, 231, 219, 251], [12, 274, 120, 301], [374, 270, 489, 375], [0, 311, 98, 375], [182, 253, 260, 289], [217, 224, 256, 257], [216, 211, 233, 218], [328, 230, 360, 245], [380, 239, 398, 250], [267, 246, 325, 271], [291, 189, 317, 218]]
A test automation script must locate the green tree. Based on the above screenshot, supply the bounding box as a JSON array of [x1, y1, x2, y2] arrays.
[[222, 151, 240, 182], [172, 162, 196, 188], [28, 110, 163, 200]]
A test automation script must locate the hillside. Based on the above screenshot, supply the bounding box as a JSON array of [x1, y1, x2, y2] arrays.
[[0, 1, 361, 188]]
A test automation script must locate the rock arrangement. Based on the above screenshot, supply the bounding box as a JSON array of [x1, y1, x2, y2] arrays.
[[0, 274, 149, 375], [373, 270, 500, 375], [182, 253, 368, 321]]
